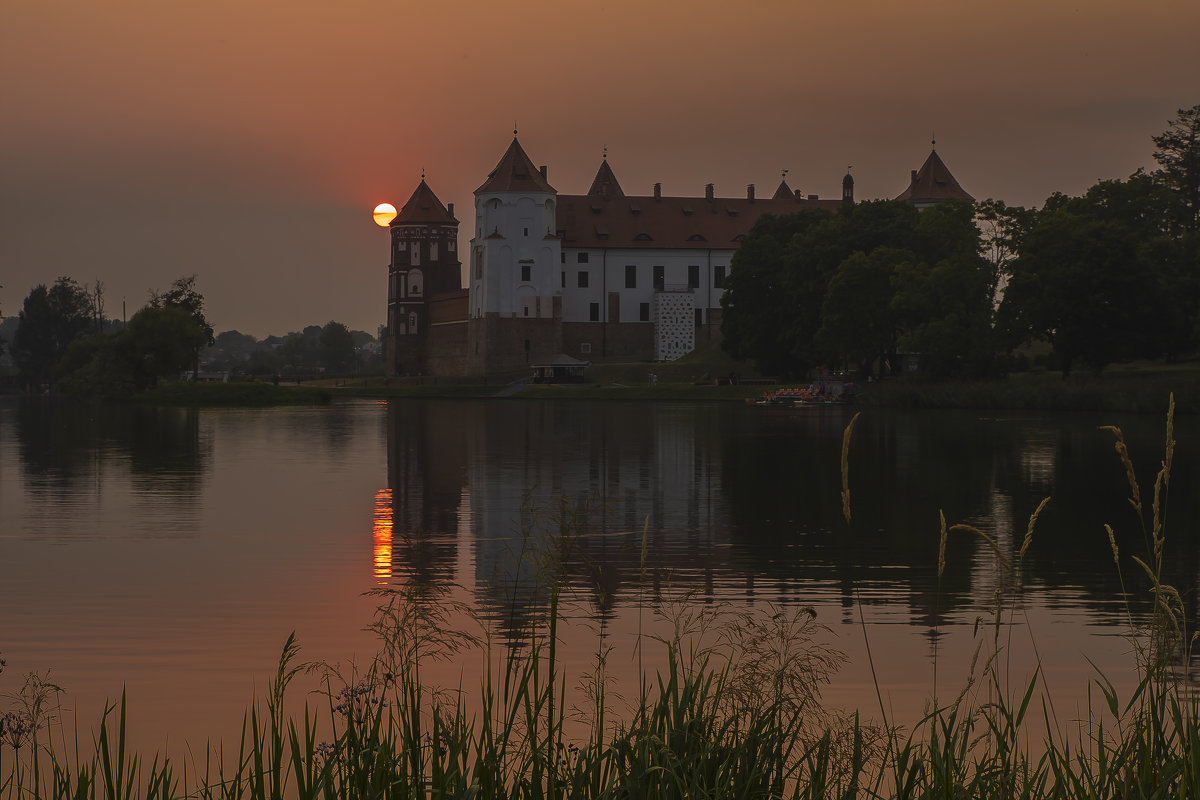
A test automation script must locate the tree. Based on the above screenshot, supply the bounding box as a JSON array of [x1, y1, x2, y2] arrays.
[[1152, 103, 1200, 236], [721, 211, 833, 378], [722, 199, 998, 379], [814, 248, 906, 376], [11, 277, 95, 386], [126, 305, 211, 384], [319, 321, 356, 373], [151, 275, 214, 377], [998, 175, 1184, 374]]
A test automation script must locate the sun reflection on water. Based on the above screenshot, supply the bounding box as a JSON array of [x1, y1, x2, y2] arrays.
[[372, 488, 393, 584]]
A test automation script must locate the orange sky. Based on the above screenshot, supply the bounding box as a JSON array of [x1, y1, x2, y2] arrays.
[[2, 0, 1197, 336]]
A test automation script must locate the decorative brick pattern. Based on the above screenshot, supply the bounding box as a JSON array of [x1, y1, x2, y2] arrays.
[[653, 291, 695, 361]]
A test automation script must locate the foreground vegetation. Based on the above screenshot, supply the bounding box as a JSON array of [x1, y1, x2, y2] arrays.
[[2, 399, 1197, 798]]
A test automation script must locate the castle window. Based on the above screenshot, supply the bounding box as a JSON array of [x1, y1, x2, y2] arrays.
[[523, 227, 529, 237], [578, 271, 589, 288], [714, 265, 726, 288], [625, 265, 637, 289], [639, 302, 650, 322], [688, 265, 700, 289], [695, 309, 703, 326], [430, 242, 438, 259], [521, 264, 531, 282], [561, 271, 566, 288], [589, 303, 600, 322], [653, 266, 665, 291], [448, 239, 456, 252], [580, 342, 592, 354], [561, 252, 566, 264], [474, 249, 483, 279], [410, 245, 420, 266], [577, 252, 589, 264]]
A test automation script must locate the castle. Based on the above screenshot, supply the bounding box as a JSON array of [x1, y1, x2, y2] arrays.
[[384, 138, 972, 379]]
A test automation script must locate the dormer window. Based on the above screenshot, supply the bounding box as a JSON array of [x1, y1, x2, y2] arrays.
[[732, 234, 746, 242], [687, 234, 706, 242], [635, 233, 653, 241]]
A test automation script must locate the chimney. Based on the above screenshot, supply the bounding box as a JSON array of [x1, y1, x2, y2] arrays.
[[911, 169, 918, 182], [447, 203, 455, 218], [540, 165, 548, 180], [705, 183, 714, 201], [747, 184, 755, 201], [807, 194, 818, 200], [653, 182, 662, 200]]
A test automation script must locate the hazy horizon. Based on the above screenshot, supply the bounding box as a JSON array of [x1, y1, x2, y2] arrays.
[[3, 1, 1197, 337]]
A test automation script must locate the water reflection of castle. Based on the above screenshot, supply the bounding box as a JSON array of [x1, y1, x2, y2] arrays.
[[372, 402, 1199, 642], [376, 401, 732, 623]]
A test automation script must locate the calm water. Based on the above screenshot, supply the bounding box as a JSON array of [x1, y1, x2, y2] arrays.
[[1, 396, 1197, 752]]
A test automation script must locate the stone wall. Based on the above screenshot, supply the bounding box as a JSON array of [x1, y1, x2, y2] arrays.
[[467, 295, 563, 376], [426, 291, 469, 377]]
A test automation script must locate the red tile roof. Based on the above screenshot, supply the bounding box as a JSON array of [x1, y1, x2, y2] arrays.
[[895, 149, 975, 205], [392, 179, 458, 225], [476, 138, 555, 193], [558, 162, 842, 250]]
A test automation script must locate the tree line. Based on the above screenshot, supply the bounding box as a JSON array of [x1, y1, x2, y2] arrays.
[[721, 104, 1200, 379], [0, 275, 381, 396]]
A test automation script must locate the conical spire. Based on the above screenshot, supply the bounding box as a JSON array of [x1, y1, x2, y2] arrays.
[[392, 179, 457, 225], [895, 148, 974, 205], [476, 138, 555, 193], [586, 158, 625, 199]]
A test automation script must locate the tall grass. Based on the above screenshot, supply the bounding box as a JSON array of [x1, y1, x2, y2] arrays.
[[2, 397, 1197, 798]]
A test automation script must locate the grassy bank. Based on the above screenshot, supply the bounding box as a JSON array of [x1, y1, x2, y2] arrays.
[[858, 369, 1200, 414], [3, 399, 1197, 797]]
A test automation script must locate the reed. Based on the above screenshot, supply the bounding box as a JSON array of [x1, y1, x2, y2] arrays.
[[2, 397, 1197, 798]]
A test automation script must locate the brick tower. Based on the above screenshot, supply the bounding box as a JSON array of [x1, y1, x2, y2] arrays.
[[386, 180, 461, 376]]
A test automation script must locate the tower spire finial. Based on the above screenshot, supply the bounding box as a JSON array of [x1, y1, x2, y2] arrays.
[[602, 145, 607, 160], [514, 121, 518, 137], [931, 132, 936, 149]]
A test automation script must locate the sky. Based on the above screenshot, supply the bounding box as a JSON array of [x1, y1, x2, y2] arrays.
[[3, 0, 1198, 338]]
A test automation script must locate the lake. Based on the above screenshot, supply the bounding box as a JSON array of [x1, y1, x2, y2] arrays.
[[1, 396, 1196, 754]]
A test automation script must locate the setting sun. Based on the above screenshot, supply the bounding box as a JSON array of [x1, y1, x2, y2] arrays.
[[372, 202, 397, 227]]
